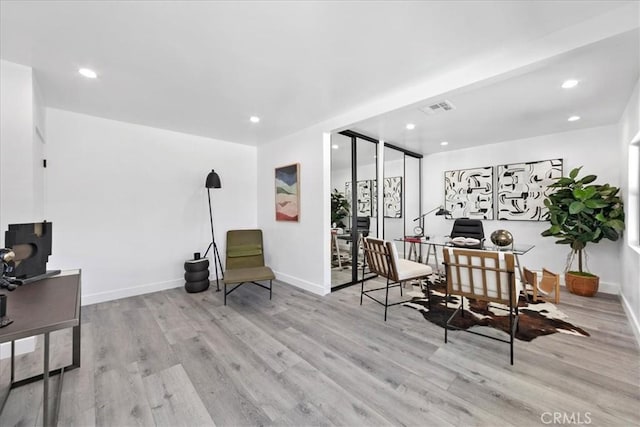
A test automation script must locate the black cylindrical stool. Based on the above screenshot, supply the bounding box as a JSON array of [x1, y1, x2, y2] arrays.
[[184, 258, 210, 293]]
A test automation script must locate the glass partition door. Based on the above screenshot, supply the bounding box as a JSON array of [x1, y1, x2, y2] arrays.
[[404, 156, 421, 260], [383, 149, 422, 261], [331, 133, 422, 290], [330, 133, 377, 289]]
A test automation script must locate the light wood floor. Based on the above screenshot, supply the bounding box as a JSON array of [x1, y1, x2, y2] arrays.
[[1, 280, 639, 426]]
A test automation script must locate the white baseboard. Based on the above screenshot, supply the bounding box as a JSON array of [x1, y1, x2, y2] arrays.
[[82, 278, 184, 306], [274, 271, 328, 296], [620, 292, 640, 349], [596, 280, 619, 295], [0, 337, 36, 360]]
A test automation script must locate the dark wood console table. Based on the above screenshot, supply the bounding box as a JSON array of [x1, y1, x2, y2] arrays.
[[0, 270, 81, 426]]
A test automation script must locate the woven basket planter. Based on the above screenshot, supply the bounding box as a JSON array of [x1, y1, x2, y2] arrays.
[[565, 272, 599, 297]]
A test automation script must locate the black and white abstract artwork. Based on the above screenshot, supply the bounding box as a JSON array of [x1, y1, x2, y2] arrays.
[[345, 180, 373, 217], [444, 167, 494, 219], [497, 159, 563, 221], [346, 177, 403, 218], [383, 177, 402, 218]]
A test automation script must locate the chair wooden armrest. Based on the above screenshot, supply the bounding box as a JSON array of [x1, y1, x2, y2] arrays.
[[361, 237, 433, 321]]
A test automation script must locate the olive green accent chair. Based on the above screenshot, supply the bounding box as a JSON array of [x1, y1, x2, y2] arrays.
[[223, 229, 275, 305]]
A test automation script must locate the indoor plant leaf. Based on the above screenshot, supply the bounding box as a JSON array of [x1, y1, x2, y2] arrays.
[[585, 199, 609, 209], [579, 175, 597, 185], [541, 166, 625, 278], [569, 167, 581, 179], [569, 201, 585, 214]]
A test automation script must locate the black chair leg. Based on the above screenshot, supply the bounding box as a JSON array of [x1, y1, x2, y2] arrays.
[[224, 282, 227, 305], [384, 278, 390, 322], [269, 280, 272, 300], [444, 287, 449, 343], [509, 303, 515, 365]]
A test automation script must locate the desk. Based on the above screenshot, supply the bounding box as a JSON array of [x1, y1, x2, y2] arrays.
[[0, 270, 81, 426], [396, 237, 534, 282]]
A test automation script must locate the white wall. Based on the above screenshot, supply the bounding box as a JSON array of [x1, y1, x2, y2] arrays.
[[45, 109, 258, 304], [618, 79, 640, 346], [32, 74, 46, 220], [0, 60, 38, 231], [422, 124, 623, 293], [257, 127, 330, 295], [0, 60, 42, 358]]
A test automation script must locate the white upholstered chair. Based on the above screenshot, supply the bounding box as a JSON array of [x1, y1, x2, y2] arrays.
[[361, 237, 433, 321], [443, 247, 519, 365]]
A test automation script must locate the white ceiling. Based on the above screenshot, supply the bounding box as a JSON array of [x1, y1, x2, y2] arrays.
[[352, 29, 640, 155], [1, 1, 636, 146]]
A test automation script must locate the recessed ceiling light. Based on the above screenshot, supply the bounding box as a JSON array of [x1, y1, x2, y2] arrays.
[[406, 123, 416, 130], [568, 115, 581, 122], [331, 144, 339, 149], [440, 141, 449, 146], [78, 68, 97, 79], [561, 79, 579, 89], [250, 116, 260, 123]]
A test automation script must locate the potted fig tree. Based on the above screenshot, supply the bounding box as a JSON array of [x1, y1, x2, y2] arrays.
[[541, 166, 625, 297], [331, 189, 350, 228]]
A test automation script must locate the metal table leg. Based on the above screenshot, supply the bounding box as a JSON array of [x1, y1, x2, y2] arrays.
[[425, 243, 440, 270], [43, 332, 49, 427], [11, 339, 15, 382]]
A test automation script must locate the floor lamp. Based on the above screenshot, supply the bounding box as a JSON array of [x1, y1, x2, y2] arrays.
[[204, 169, 223, 291]]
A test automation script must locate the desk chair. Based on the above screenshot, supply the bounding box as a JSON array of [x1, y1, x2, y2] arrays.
[[223, 229, 275, 305], [331, 229, 351, 269], [355, 216, 371, 265], [449, 218, 485, 249], [443, 247, 519, 365], [361, 237, 433, 321], [356, 216, 370, 238]]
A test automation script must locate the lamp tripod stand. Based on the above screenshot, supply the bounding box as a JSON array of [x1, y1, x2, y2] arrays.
[[204, 170, 223, 291]]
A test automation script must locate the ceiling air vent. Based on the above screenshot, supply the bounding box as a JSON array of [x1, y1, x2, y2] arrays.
[[419, 100, 456, 115]]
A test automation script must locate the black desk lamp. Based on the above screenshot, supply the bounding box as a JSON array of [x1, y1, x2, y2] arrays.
[[204, 169, 223, 291], [412, 205, 451, 238]]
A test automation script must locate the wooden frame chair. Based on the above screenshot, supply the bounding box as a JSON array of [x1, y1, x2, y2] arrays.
[[443, 247, 519, 365], [331, 229, 351, 269], [523, 267, 560, 304], [361, 237, 433, 321], [223, 229, 275, 305]]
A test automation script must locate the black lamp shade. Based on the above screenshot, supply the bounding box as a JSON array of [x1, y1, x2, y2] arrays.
[[205, 170, 221, 189], [435, 207, 450, 216]]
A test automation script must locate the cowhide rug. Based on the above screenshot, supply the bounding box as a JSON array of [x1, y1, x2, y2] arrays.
[[403, 286, 589, 342]]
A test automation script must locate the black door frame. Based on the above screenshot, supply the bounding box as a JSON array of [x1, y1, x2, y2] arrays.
[[331, 130, 423, 291]]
